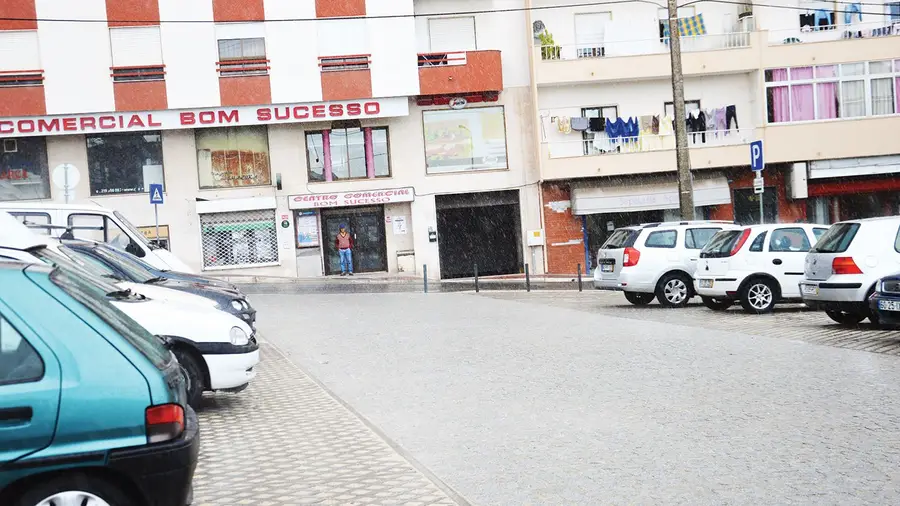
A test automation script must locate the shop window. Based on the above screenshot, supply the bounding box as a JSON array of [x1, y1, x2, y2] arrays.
[[0, 137, 50, 202], [423, 106, 508, 174], [0, 316, 43, 386], [199, 210, 278, 269], [305, 127, 390, 182], [86, 132, 163, 195], [196, 126, 271, 189], [645, 230, 677, 248], [769, 228, 811, 252], [217, 38, 268, 76]]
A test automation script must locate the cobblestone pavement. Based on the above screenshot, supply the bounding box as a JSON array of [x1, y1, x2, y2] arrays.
[[191, 343, 462, 506], [479, 290, 900, 355], [252, 292, 900, 506]]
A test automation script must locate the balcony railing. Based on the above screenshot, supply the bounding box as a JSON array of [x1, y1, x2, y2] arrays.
[[768, 20, 900, 46], [540, 32, 751, 61], [417, 51, 467, 67], [544, 128, 750, 160], [0, 69, 44, 87]]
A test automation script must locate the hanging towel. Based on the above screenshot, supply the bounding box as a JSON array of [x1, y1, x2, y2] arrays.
[[588, 117, 605, 132], [662, 13, 708, 38], [571, 117, 589, 131], [557, 116, 572, 134]]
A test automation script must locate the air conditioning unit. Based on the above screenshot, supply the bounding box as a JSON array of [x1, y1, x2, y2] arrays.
[[788, 162, 809, 200], [2, 139, 16, 153]]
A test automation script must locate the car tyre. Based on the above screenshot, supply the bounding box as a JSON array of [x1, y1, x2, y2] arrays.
[[13, 471, 133, 506], [739, 278, 777, 314], [174, 348, 205, 409], [623, 292, 655, 306], [655, 272, 692, 308], [701, 296, 733, 311], [824, 310, 867, 326]]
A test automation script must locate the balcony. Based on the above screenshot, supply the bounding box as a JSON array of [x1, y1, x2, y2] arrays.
[[110, 66, 167, 112], [0, 70, 45, 116], [763, 22, 900, 68], [536, 31, 760, 85], [417, 50, 503, 97], [762, 115, 900, 166]]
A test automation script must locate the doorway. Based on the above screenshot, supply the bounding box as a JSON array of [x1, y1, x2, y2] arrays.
[[321, 206, 387, 275], [733, 188, 777, 225]]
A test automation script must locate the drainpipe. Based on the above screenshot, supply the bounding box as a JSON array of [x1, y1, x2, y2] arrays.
[[524, 0, 548, 275]]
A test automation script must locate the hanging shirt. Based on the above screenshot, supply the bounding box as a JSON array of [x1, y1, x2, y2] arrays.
[[570, 117, 589, 131], [557, 116, 572, 134], [588, 117, 605, 132]]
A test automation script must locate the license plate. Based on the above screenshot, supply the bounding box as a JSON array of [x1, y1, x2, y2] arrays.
[[600, 264, 614, 272], [699, 279, 713, 288], [801, 284, 819, 296], [878, 300, 900, 312]]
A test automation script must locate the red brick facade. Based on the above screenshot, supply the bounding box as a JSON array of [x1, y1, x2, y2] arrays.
[[541, 183, 585, 275], [708, 167, 806, 223]]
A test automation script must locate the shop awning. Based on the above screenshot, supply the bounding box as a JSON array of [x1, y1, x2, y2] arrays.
[[809, 155, 900, 179], [571, 174, 731, 215]]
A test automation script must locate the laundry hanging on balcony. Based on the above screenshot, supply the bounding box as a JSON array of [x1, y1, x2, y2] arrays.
[[662, 13, 707, 41]]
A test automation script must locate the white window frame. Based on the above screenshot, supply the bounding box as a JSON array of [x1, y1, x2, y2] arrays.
[[574, 12, 611, 58]]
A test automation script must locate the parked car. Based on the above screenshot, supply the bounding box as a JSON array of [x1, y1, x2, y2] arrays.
[[0, 202, 193, 272], [593, 220, 742, 307], [694, 223, 830, 313], [801, 216, 900, 325], [0, 261, 198, 506], [62, 241, 256, 327], [0, 213, 259, 407]]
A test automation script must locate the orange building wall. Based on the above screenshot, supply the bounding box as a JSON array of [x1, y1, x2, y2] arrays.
[[219, 75, 272, 107], [709, 168, 807, 223]]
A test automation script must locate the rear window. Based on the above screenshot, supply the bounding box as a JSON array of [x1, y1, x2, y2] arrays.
[[685, 228, 722, 249], [645, 230, 677, 248], [812, 223, 860, 253], [700, 230, 742, 258], [602, 229, 638, 249]]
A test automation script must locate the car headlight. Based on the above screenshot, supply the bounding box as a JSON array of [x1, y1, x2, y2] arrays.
[[229, 326, 249, 346], [231, 300, 243, 311]]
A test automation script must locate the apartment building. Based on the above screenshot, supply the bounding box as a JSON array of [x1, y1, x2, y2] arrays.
[[0, 0, 540, 279], [530, 0, 900, 274]]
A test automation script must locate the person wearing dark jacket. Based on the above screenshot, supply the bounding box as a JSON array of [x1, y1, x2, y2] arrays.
[[335, 223, 354, 275]]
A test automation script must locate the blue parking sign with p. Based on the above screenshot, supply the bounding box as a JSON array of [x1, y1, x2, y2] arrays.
[[750, 140, 764, 172], [149, 183, 164, 205]]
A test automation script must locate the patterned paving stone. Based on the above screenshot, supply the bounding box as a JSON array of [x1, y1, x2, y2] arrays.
[[192, 343, 460, 506]]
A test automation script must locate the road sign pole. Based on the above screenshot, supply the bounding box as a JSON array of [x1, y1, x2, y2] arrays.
[[759, 181, 764, 225], [154, 204, 160, 245], [749, 140, 765, 225]]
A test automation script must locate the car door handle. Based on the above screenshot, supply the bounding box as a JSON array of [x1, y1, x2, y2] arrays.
[[772, 259, 783, 265], [0, 406, 33, 423]]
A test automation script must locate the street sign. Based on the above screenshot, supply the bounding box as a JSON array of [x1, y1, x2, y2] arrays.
[[149, 184, 164, 205], [51, 163, 80, 203], [750, 140, 764, 172], [753, 176, 764, 194]]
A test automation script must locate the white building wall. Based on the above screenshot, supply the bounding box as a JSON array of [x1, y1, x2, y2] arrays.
[[369, 17, 421, 98], [36, 0, 115, 114], [158, 0, 220, 109], [265, 0, 322, 103]]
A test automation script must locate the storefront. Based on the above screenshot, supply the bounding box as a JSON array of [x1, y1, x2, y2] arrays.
[[288, 187, 415, 277], [804, 155, 900, 223]]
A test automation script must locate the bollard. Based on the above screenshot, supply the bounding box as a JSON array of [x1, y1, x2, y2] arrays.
[[577, 263, 583, 292], [474, 263, 479, 293], [525, 263, 531, 292], [423, 264, 428, 293]]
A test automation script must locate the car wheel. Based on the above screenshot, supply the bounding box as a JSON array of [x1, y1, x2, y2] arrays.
[[701, 296, 733, 311], [655, 273, 692, 308], [739, 278, 777, 314], [13, 472, 133, 506], [824, 310, 867, 325], [624, 292, 655, 306], [173, 348, 205, 409]]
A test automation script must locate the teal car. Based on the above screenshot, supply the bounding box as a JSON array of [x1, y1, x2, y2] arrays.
[[0, 261, 199, 506]]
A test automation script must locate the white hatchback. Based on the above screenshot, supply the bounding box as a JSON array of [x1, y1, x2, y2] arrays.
[[800, 216, 900, 324], [694, 223, 830, 313], [593, 220, 742, 307]]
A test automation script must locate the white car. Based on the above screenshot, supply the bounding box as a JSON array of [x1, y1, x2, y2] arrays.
[[800, 216, 900, 325], [0, 212, 258, 407], [694, 223, 830, 313], [593, 220, 742, 307]]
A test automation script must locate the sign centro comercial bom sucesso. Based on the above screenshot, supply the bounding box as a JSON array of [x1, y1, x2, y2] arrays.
[[288, 187, 416, 210], [0, 98, 409, 138]]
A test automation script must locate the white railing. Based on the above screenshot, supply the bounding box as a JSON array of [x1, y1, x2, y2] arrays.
[[768, 20, 900, 45], [540, 32, 751, 61], [543, 129, 751, 159]]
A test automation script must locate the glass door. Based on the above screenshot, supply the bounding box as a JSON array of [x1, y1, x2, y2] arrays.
[[321, 206, 388, 275]]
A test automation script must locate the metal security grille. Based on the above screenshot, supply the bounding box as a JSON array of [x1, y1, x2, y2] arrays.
[[199, 210, 278, 269]]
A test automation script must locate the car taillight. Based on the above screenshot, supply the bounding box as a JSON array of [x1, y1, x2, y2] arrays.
[[146, 404, 184, 444], [729, 229, 751, 256], [832, 257, 862, 275], [623, 247, 640, 267]]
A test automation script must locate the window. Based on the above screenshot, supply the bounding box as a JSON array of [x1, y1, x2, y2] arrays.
[[813, 228, 829, 241], [61, 246, 122, 280], [701, 230, 742, 258], [685, 228, 721, 249], [319, 55, 370, 72], [602, 228, 638, 249], [895, 226, 900, 252], [657, 7, 695, 40], [872, 77, 895, 115], [109, 26, 164, 82], [423, 106, 508, 174], [0, 30, 42, 87], [86, 132, 163, 195], [769, 228, 812, 252], [9, 212, 50, 235], [575, 12, 610, 58], [200, 210, 278, 269], [306, 126, 390, 182], [581, 106, 617, 155], [217, 38, 268, 76], [429, 17, 476, 52], [664, 100, 700, 119], [813, 223, 859, 253], [645, 230, 677, 248], [889, 2, 900, 22], [0, 137, 50, 201], [0, 315, 43, 385], [68, 214, 137, 254], [196, 126, 271, 189], [749, 231, 767, 252]]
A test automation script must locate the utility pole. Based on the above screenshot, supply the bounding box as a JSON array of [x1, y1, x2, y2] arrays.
[[667, 0, 694, 220]]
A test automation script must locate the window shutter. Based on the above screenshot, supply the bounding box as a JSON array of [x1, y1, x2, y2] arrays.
[[0, 31, 41, 71], [110, 26, 163, 67], [428, 17, 476, 52], [575, 13, 610, 46]]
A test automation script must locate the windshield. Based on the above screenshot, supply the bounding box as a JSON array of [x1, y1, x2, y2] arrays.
[[30, 247, 127, 294], [700, 230, 743, 258], [114, 210, 153, 249], [602, 229, 638, 249], [49, 267, 170, 369], [64, 245, 156, 283], [812, 223, 859, 253]]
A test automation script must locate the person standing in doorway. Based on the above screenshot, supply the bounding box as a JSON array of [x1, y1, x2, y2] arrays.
[[335, 223, 354, 276]]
